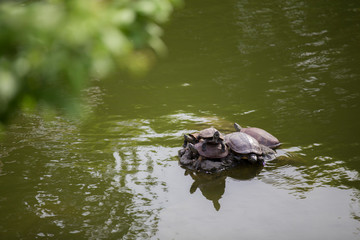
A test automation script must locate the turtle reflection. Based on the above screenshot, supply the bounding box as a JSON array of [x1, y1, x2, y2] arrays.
[[185, 163, 263, 211], [186, 171, 226, 211]]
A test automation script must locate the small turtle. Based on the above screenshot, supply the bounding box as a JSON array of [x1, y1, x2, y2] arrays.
[[182, 132, 199, 147], [234, 123, 281, 149], [184, 128, 226, 152], [225, 132, 264, 164]]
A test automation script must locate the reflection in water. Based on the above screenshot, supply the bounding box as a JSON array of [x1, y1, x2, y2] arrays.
[[185, 163, 264, 211], [187, 171, 226, 211]]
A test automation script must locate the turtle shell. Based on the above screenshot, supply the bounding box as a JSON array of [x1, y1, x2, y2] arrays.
[[241, 127, 280, 149], [198, 127, 224, 140], [225, 132, 262, 155], [194, 142, 228, 159], [189, 132, 200, 139]]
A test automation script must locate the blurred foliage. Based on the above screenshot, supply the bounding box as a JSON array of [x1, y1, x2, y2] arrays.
[[0, 0, 182, 124]]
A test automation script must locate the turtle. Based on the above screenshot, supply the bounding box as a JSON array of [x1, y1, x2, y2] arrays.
[[183, 132, 200, 147], [234, 123, 281, 149], [188, 142, 228, 171], [190, 141, 228, 159], [184, 127, 226, 152], [225, 132, 264, 164]]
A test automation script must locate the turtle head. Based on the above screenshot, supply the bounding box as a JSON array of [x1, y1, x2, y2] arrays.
[[188, 143, 199, 155], [248, 153, 258, 164], [213, 131, 220, 141], [184, 134, 196, 144], [234, 123, 242, 132]]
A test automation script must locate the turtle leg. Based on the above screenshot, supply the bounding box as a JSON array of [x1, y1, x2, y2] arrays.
[[202, 139, 208, 152], [220, 140, 226, 153], [257, 155, 265, 166], [183, 135, 188, 148], [188, 143, 199, 158], [260, 145, 276, 161], [233, 154, 241, 161], [194, 156, 203, 171]]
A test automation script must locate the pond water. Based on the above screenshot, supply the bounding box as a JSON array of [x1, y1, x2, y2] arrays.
[[1, 0, 360, 239]]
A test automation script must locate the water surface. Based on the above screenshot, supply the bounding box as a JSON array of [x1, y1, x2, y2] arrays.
[[1, 0, 360, 239]]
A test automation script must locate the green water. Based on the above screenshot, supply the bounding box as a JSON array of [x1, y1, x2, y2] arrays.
[[1, 0, 360, 239]]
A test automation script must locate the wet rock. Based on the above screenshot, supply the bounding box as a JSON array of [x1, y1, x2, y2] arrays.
[[178, 146, 268, 174], [198, 159, 225, 173], [179, 147, 235, 173]]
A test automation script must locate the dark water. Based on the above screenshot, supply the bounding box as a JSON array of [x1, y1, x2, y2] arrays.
[[1, 0, 360, 239]]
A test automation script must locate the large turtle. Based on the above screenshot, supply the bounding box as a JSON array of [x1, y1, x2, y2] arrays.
[[225, 132, 264, 164], [184, 127, 226, 152], [190, 141, 228, 159], [234, 123, 281, 149], [188, 141, 229, 171]]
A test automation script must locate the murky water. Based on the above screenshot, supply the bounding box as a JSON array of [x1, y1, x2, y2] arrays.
[[1, 0, 360, 239]]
